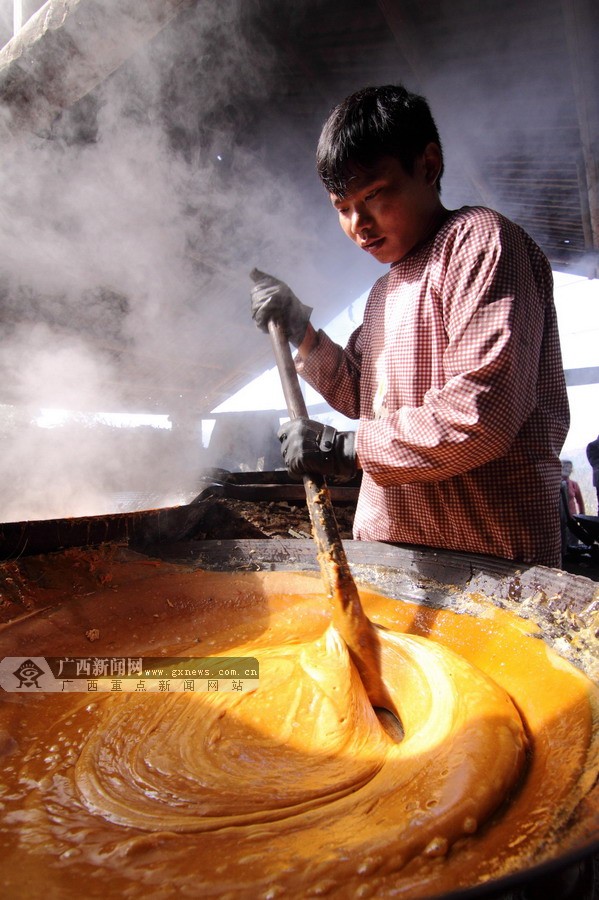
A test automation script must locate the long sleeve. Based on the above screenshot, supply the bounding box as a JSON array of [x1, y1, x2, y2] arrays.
[[296, 326, 363, 420], [359, 211, 552, 485]]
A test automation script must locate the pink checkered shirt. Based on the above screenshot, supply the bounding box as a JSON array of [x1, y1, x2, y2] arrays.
[[297, 207, 569, 566]]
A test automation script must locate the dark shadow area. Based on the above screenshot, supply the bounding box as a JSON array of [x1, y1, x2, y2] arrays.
[[560, 481, 599, 582]]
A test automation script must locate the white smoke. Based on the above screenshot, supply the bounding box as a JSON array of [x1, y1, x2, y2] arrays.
[[0, 1, 345, 522]]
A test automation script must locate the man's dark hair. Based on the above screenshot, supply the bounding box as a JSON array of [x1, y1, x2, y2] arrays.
[[316, 84, 444, 197]]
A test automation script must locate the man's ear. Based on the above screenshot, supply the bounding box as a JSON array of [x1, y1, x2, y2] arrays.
[[422, 142, 443, 186]]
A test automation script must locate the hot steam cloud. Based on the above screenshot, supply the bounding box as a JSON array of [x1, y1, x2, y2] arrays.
[[0, 0, 584, 523], [0, 1, 360, 522]]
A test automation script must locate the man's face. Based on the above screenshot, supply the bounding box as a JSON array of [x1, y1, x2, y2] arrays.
[[330, 150, 443, 264]]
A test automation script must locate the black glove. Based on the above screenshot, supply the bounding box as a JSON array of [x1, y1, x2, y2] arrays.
[[278, 418, 357, 480], [250, 268, 312, 347]]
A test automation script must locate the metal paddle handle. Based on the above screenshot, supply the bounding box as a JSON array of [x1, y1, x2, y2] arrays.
[[267, 319, 397, 714], [267, 319, 354, 590]]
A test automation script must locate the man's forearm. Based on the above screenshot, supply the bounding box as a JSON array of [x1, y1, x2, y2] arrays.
[[296, 322, 318, 358], [293, 324, 361, 469]]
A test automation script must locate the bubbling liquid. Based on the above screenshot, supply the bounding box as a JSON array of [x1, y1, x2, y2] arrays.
[[0, 564, 597, 899]]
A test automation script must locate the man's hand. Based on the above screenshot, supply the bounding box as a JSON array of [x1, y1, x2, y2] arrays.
[[250, 268, 312, 347], [278, 418, 357, 480]]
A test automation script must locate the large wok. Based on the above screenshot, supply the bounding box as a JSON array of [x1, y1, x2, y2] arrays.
[[0, 503, 597, 899]]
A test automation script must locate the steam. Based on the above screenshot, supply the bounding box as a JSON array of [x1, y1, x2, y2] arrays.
[[2, 1, 582, 525], [0, 1, 346, 522]]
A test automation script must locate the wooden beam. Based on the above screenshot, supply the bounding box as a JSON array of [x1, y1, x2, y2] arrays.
[[561, 0, 599, 261], [0, 0, 197, 139]]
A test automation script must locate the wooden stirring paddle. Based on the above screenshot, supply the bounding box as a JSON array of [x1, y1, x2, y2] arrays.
[[268, 319, 397, 716]]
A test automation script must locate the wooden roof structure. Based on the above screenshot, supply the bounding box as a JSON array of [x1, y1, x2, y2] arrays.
[[0, 0, 597, 419]]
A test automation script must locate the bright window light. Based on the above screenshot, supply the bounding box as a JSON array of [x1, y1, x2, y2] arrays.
[[35, 409, 172, 429]]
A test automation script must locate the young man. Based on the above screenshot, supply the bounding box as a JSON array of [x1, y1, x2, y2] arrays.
[[250, 84, 569, 567]]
